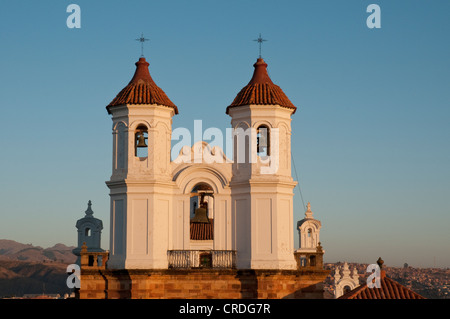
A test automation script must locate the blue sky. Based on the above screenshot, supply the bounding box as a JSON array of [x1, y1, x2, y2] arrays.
[[0, 0, 449, 268]]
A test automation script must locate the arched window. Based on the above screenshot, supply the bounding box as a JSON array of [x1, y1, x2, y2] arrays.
[[190, 183, 214, 241], [308, 228, 312, 237], [256, 125, 270, 156], [190, 183, 214, 219], [85, 228, 91, 237], [135, 125, 148, 158]]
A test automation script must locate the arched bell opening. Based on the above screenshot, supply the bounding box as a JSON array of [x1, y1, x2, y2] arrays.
[[302, 227, 316, 249], [189, 182, 214, 241], [135, 124, 148, 158], [256, 125, 270, 157]]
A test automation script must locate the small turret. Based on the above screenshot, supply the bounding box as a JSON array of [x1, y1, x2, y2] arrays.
[[72, 201, 104, 265]]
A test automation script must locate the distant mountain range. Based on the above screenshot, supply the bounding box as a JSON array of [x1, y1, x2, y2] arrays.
[[0, 240, 77, 298], [0, 239, 77, 264]]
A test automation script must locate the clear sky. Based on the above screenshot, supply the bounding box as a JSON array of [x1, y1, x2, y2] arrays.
[[0, 0, 449, 268]]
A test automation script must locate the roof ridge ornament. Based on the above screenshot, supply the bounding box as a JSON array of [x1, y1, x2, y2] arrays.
[[377, 257, 384, 269], [85, 200, 94, 217], [305, 202, 313, 219]]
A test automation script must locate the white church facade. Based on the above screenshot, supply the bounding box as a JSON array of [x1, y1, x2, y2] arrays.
[[76, 53, 329, 299], [105, 56, 299, 271]]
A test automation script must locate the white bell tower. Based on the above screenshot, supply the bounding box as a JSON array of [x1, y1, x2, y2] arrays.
[[105, 57, 178, 269], [226, 57, 298, 270], [297, 202, 322, 252]]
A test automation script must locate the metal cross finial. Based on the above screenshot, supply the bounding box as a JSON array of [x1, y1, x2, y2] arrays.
[[135, 33, 149, 57], [253, 33, 267, 58]]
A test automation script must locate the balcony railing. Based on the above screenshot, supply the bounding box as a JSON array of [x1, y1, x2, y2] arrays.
[[167, 250, 236, 269]]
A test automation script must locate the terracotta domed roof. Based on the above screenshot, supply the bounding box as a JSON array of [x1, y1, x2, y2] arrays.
[[338, 258, 426, 300], [107, 57, 178, 114], [226, 58, 296, 114], [338, 270, 425, 299]]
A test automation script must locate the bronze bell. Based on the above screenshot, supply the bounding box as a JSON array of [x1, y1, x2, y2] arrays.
[[191, 204, 210, 223], [136, 132, 147, 148]]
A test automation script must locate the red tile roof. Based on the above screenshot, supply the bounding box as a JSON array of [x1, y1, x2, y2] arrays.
[[338, 270, 426, 299], [107, 57, 178, 114], [190, 219, 214, 240], [226, 58, 297, 114]]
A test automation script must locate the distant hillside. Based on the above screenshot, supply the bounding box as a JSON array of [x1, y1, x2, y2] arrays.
[[0, 260, 73, 297], [0, 240, 77, 264], [0, 240, 78, 298]]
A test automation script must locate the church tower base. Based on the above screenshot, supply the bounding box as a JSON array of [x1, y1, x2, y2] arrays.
[[78, 268, 329, 299]]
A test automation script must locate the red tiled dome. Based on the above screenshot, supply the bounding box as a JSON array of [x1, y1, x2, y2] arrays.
[[107, 57, 178, 114], [226, 58, 297, 114], [338, 270, 426, 299]]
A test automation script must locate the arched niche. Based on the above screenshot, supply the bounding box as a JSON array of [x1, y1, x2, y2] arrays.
[[174, 165, 229, 195]]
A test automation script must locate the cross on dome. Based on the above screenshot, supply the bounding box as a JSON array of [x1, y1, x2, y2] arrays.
[[135, 33, 149, 57], [253, 33, 267, 58]]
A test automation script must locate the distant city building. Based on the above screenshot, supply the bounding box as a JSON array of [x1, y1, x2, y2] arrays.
[[22, 294, 61, 299]]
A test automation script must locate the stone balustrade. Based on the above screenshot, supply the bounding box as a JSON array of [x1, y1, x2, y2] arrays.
[[167, 250, 236, 269], [80, 242, 109, 270]]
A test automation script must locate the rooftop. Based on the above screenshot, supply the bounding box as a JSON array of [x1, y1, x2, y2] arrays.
[[338, 258, 426, 299], [226, 58, 297, 114], [106, 57, 178, 114]]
